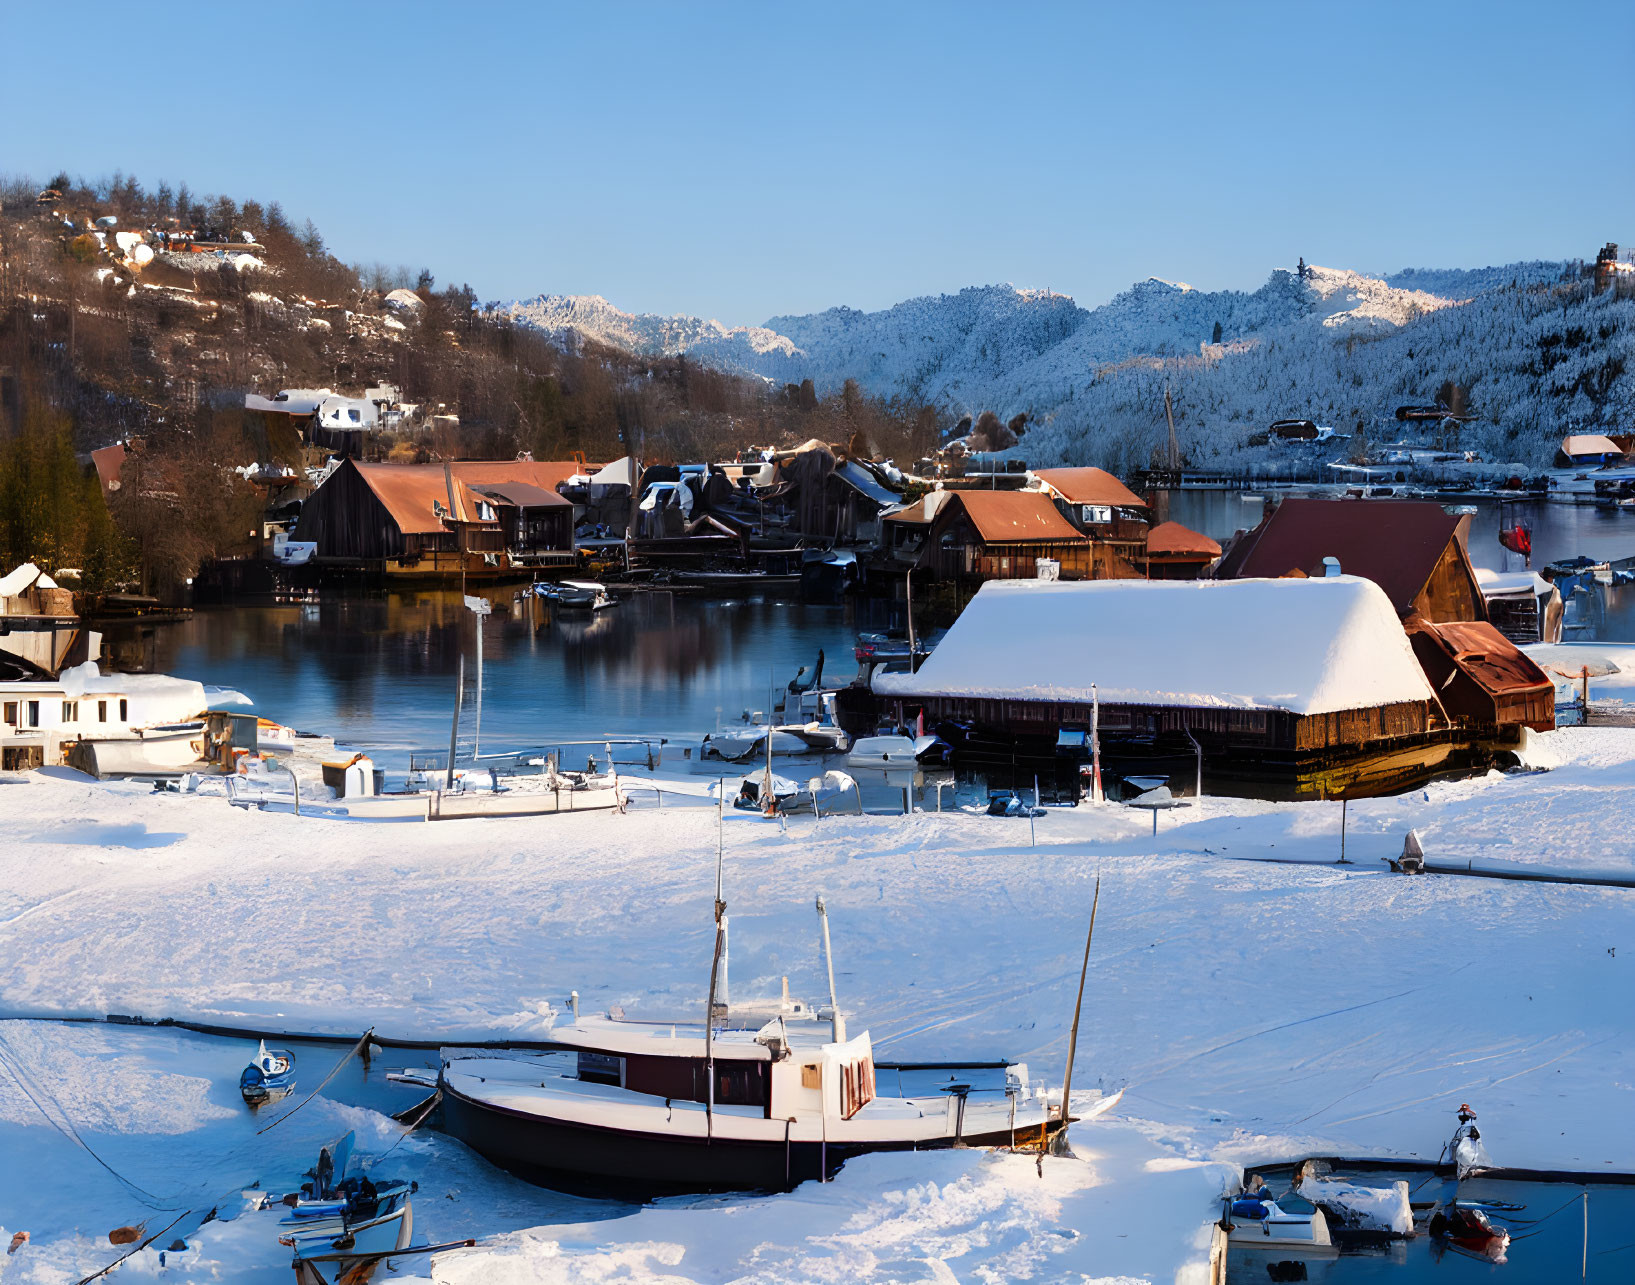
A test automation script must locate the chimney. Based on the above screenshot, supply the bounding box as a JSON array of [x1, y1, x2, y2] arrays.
[[1322, 557, 1342, 578]]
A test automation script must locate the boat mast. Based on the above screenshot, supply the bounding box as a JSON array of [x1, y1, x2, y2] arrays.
[[704, 823, 728, 1138], [445, 653, 463, 790], [1058, 876, 1100, 1130], [816, 895, 845, 1043]]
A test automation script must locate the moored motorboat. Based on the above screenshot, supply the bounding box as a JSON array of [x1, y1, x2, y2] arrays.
[[537, 580, 615, 610], [240, 1040, 297, 1105], [1226, 1188, 1333, 1249], [1429, 1201, 1510, 1261], [277, 1132, 415, 1285]]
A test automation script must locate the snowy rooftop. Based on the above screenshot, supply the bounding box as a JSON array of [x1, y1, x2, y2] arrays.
[[876, 575, 1436, 715]]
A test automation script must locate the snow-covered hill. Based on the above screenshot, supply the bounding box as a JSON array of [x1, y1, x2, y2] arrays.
[[490, 257, 1633, 468], [487, 294, 805, 381]]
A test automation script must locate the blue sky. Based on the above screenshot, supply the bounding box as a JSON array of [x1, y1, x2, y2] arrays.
[[4, 1, 1629, 323]]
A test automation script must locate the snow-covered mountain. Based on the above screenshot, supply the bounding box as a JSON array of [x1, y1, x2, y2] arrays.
[[488, 294, 805, 381], [490, 257, 1633, 468]]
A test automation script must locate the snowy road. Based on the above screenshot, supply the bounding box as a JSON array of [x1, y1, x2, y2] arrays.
[[0, 727, 1630, 1281]]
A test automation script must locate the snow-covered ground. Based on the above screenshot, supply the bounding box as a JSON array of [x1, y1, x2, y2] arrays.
[[0, 727, 1630, 1282]]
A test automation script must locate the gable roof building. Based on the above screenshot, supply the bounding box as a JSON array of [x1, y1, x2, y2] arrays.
[[880, 488, 1135, 583], [1145, 520, 1221, 580], [1214, 498, 1485, 623], [294, 459, 576, 567]]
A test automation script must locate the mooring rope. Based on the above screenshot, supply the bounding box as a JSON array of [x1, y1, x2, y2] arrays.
[[370, 1090, 442, 1167], [1506, 1191, 1588, 1241], [0, 1035, 181, 1210]]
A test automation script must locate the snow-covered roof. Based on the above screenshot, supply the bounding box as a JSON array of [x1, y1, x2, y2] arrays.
[[875, 575, 1436, 716], [1475, 567, 1552, 598], [0, 562, 57, 598], [315, 395, 380, 429]]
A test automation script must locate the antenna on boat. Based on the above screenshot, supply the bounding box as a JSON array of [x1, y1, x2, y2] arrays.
[[816, 894, 845, 1043], [1058, 876, 1101, 1136]]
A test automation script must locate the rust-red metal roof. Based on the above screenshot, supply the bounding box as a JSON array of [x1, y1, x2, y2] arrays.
[[950, 490, 1087, 544], [1215, 498, 1465, 613], [1033, 467, 1147, 508], [1146, 520, 1221, 558], [352, 461, 584, 533], [1408, 618, 1554, 696]]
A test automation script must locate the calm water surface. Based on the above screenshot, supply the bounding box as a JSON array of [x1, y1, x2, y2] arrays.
[[120, 493, 1635, 759], [139, 593, 861, 764]]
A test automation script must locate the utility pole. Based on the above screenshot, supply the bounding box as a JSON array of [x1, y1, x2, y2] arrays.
[[1164, 385, 1179, 472]]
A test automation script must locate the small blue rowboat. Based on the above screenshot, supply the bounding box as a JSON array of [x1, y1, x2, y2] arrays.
[[240, 1040, 297, 1105]]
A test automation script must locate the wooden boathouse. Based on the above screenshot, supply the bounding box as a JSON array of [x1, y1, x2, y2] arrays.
[[881, 489, 1136, 583], [1213, 497, 1551, 738], [874, 576, 1477, 800], [293, 459, 579, 579]]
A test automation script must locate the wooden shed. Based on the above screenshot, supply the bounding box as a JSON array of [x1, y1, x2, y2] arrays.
[[1144, 520, 1221, 580], [1406, 618, 1555, 735]]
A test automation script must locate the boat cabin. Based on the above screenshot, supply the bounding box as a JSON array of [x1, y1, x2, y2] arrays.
[[1, 681, 134, 770], [548, 1014, 876, 1122]]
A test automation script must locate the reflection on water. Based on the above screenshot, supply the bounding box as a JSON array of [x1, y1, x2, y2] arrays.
[[1167, 490, 1635, 641], [125, 592, 860, 762], [1226, 1164, 1633, 1284], [109, 494, 1635, 759]]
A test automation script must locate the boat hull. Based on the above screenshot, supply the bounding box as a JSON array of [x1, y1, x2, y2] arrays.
[[440, 1078, 1057, 1195]]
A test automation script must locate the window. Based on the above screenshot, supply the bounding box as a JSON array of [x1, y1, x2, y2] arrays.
[[98, 700, 107, 722], [577, 1051, 624, 1086], [1081, 504, 1112, 525], [2, 702, 15, 725], [347, 408, 361, 424], [61, 701, 78, 723], [118, 699, 128, 722], [26, 701, 40, 728]]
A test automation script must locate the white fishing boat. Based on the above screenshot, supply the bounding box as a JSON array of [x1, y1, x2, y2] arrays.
[[701, 723, 847, 762], [439, 897, 1073, 1193]]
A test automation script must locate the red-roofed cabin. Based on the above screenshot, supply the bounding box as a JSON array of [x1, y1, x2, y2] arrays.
[[293, 459, 577, 573], [883, 489, 1136, 583], [1144, 521, 1221, 580], [1031, 467, 1150, 561]]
